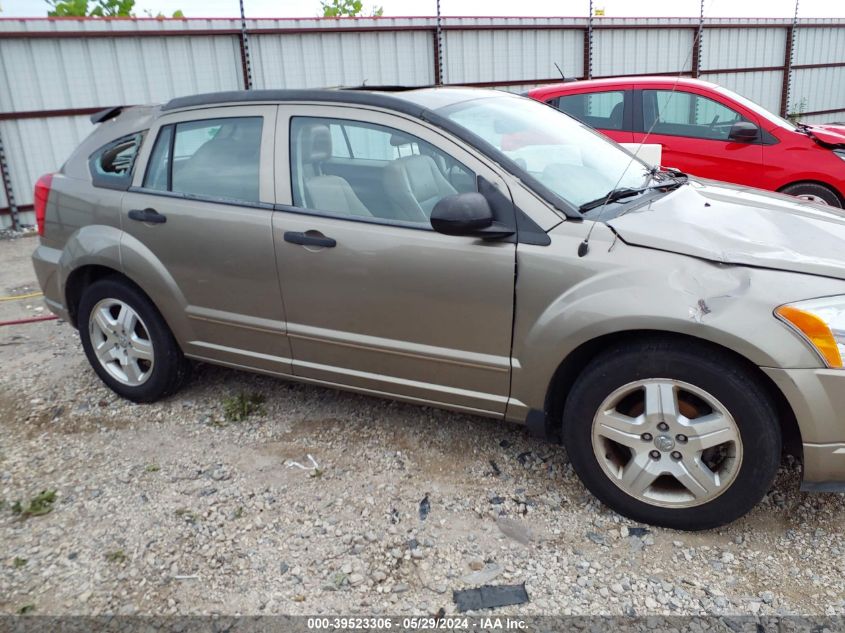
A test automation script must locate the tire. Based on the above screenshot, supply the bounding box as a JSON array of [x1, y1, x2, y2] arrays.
[[561, 337, 780, 530], [78, 277, 191, 403], [781, 182, 842, 208]]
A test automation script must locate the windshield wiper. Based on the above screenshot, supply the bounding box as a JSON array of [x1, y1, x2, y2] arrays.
[[579, 175, 687, 212]]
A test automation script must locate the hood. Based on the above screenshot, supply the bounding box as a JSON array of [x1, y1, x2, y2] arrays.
[[803, 123, 845, 147], [607, 179, 845, 280]]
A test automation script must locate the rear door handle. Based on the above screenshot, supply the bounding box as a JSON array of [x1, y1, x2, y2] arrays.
[[128, 208, 167, 224], [284, 231, 336, 248]]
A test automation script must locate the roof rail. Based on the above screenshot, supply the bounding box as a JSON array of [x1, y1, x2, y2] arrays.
[[89, 106, 123, 124]]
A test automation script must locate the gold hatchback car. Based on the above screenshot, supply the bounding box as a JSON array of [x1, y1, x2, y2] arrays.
[[32, 87, 845, 529]]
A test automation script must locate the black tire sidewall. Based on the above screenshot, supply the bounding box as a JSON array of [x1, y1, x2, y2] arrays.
[[782, 183, 842, 207], [78, 278, 184, 403], [562, 344, 781, 530]]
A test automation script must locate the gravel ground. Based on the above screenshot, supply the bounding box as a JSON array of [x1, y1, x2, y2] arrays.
[[2, 235, 845, 617]]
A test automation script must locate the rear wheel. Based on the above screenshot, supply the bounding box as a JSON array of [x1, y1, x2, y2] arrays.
[[781, 182, 842, 207], [561, 338, 781, 530], [79, 277, 190, 403]]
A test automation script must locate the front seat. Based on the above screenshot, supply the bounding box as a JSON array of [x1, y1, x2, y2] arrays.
[[296, 123, 372, 217], [383, 155, 458, 222], [609, 102, 624, 129]]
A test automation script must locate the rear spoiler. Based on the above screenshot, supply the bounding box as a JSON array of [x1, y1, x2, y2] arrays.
[[89, 106, 123, 124]]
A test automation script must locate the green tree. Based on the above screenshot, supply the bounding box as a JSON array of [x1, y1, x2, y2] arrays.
[[45, 0, 183, 17], [320, 0, 383, 17]]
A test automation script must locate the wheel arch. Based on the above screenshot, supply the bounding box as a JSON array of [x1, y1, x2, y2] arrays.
[[777, 179, 844, 206], [542, 329, 802, 459]]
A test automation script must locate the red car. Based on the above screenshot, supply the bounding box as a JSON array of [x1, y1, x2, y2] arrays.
[[528, 77, 845, 207]]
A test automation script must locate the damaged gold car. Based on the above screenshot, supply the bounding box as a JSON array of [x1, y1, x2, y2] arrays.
[[32, 87, 845, 529]]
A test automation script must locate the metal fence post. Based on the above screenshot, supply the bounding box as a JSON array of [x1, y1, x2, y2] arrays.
[[239, 0, 254, 90], [585, 0, 594, 79], [692, 0, 704, 77], [781, 0, 799, 117], [435, 0, 444, 85], [0, 129, 19, 231]]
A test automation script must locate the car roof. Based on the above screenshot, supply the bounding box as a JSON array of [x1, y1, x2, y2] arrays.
[[161, 86, 519, 116], [529, 76, 720, 96]]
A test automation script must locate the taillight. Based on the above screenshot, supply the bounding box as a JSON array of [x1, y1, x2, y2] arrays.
[[33, 173, 54, 236]]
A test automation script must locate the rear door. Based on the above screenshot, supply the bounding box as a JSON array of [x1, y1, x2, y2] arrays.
[[272, 105, 517, 415], [548, 89, 634, 143], [633, 87, 764, 183], [123, 105, 292, 374]]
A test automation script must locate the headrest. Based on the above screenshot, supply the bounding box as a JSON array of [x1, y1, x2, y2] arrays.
[[390, 133, 415, 147], [300, 123, 332, 163]]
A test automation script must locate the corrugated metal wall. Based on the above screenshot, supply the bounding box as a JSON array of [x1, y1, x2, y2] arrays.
[[1, 16, 844, 228]]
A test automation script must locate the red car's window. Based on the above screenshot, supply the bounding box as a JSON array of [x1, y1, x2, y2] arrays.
[[554, 90, 626, 131], [643, 90, 752, 141]]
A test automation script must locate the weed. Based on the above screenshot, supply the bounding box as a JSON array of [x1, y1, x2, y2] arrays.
[[175, 508, 199, 524], [13, 557, 27, 568], [145, 464, 160, 473], [105, 550, 126, 563], [223, 392, 266, 422], [11, 490, 56, 518], [18, 604, 35, 614], [233, 506, 244, 519]]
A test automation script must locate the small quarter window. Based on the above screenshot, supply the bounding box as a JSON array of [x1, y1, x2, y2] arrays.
[[89, 132, 144, 190]]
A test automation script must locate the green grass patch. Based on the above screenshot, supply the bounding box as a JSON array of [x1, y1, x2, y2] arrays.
[[223, 392, 266, 422], [11, 490, 56, 518]]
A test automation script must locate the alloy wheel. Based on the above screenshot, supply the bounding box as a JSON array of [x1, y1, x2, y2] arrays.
[[591, 379, 743, 508], [88, 298, 155, 386]]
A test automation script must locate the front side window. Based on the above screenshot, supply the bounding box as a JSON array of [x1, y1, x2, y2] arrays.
[[555, 91, 626, 131], [289, 116, 476, 227], [643, 90, 752, 141], [143, 117, 263, 203], [440, 95, 649, 210], [89, 132, 144, 190]]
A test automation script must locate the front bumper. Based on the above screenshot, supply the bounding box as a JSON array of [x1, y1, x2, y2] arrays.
[[763, 366, 845, 491], [31, 243, 70, 323]]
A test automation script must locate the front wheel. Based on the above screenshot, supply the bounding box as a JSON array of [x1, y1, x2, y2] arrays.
[[781, 182, 842, 207], [562, 338, 781, 530]]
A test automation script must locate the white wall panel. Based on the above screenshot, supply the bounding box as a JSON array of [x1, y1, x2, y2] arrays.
[[794, 26, 845, 65], [702, 27, 787, 70], [791, 66, 845, 116], [444, 28, 583, 83], [593, 28, 694, 77], [251, 31, 433, 89], [705, 70, 784, 114]]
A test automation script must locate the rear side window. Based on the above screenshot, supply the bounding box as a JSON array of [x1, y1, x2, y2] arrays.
[[554, 91, 626, 131], [142, 117, 263, 203], [89, 132, 144, 190]]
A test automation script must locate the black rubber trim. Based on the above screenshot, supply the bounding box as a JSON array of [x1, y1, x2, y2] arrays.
[[160, 89, 583, 220], [90, 106, 123, 124]]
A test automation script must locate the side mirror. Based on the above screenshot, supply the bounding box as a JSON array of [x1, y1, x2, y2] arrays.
[[430, 192, 514, 239], [728, 121, 760, 143]]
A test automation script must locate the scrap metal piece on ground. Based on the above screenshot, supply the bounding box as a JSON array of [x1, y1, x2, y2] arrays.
[[419, 494, 430, 521], [453, 583, 530, 612]]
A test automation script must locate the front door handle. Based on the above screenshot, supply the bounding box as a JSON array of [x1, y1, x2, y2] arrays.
[[128, 208, 167, 224], [284, 231, 336, 248]]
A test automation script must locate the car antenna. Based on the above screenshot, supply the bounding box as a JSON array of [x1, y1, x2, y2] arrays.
[[554, 62, 565, 79], [577, 0, 713, 257]]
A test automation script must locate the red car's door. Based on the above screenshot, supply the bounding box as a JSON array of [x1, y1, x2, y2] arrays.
[[633, 87, 764, 185], [549, 89, 635, 143]]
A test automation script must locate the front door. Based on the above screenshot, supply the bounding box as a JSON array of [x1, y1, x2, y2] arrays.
[[634, 88, 764, 184], [272, 105, 516, 415], [123, 105, 292, 374]]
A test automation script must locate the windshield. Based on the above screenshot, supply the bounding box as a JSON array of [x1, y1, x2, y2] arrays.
[[714, 85, 797, 131], [439, 96, 651, 210]]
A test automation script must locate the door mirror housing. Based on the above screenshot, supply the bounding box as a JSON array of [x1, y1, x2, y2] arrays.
[[430, 192, 514, 239], [728, 121, 760, 143]]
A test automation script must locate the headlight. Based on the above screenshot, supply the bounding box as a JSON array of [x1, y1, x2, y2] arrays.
[[835, 149, 845, 163], [775, 296, 845, 368]]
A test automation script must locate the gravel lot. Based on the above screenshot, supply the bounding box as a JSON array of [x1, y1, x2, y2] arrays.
[[2, 234, 845, 617]]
